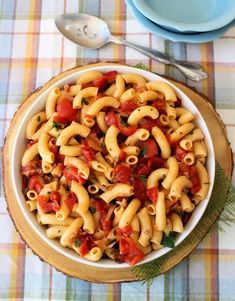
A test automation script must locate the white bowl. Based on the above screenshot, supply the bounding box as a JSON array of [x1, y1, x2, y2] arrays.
[[11, 65, 215, 269]]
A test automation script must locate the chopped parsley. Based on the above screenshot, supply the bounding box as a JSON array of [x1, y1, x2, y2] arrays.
[[134, 63, 148, 70], [90, 207, 96, 214], [120, 115, 128, 127], [140, 147, 147, 157], [178, 212, 184, 219], [161, 232, 175, 248], [37, 116, 41, 122], [139, 175, 147, 182], [52, 121, 60, 131], [189, 129, 195, 135], [74, 239, 81, 247]]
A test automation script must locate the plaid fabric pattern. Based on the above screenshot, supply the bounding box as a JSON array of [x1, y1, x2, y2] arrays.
[[1, 0, 235, 300]]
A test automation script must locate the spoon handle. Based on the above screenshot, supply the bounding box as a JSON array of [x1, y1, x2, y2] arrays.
[[111, 36, 208, 81]]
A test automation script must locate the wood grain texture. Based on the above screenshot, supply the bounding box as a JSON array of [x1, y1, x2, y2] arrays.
[[3, 63, 233, 283]]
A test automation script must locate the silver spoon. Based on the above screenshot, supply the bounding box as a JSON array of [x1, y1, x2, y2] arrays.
[[55, 13, 208, 81]]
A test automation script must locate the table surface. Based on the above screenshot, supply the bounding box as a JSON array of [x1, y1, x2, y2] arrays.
[[1, 1, 235, 300]]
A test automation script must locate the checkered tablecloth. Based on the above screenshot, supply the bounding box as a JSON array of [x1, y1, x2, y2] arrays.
[[1, 0, 235, 300]]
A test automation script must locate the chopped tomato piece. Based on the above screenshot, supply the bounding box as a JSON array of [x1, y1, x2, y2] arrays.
[[151, 99, 166, 114], [37, 195, 49, 212], [54, 100, 78, 123], [90, 124, 102, 137], [174, 145, 187, 162], [124, 251, 145, 266], [116, 225, 133, 239], [174, 97, 182, 107], [63, 166, 86, 184], [81, 82, 94, 89], [57, 93, 74, 104], [105, 111, 137, 136], [132, 178, 146, 202], [118, 123, 137, 136], [120, 101, 138, 115], [105, 111, 118, 126], [94, 199, 108, 214], [56, 153, 65, 164], [138, 138, 158, 158], [28, 175, 44, 193], [50, 144, 59, 155], [92, 76, 107, 91], [139, 117, 159, 131], [75, 234, 96, 257], [100, 218, 113, 234], [81, 140, 96, 164], [50, 191, 61, 203], [56, 162, 64, 172], [118, 150, 127, 162], [179, 162, 191, 175], [103, 70, 117, 83], [21, 160, 42, 177], [86, 134, 102, 151], [146, 187, 158, 204], [92, 71, 117, 91], [114, 165, 132, 183], [179, 163, 201, 194], [37, 194, 60, 213], [64, 191, 77, 211], [22, 175, 28, 191], [136, 156, 165, 176], [190, 165, 201, 194], [47, 201, 60, 212], [118, 237, 144, 265], [79, 243, 89, 257]]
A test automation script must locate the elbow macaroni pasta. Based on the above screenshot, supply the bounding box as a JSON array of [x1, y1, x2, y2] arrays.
[[21, 70, 210, 266]]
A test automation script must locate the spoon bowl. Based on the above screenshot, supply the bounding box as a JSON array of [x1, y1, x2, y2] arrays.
[[55, 13, 110, 49], [55, 13, 208, 81]]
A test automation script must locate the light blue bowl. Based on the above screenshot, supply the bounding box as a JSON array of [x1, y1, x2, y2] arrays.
[[126, 0, 235, 43], [132, 0, 235, 33]]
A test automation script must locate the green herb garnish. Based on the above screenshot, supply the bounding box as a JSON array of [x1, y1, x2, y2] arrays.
[[37, 116, 41, 122], [90, 207, 96, 214], [190, 129, 195, 135], [74, 239, 81, 247], [161, 232, 175, 248], [178, 212, 184, 219], [139, 175, 147, 182], [204, 182, 210, 184], [134, 63, 148, 70], [120, 115, 128, 127], [52, 121, 60, 131], [140, 147, 147, 157]]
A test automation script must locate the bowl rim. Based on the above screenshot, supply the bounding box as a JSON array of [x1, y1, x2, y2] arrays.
[[6, 64, 215, 269], [126, 0, 235, 43], [132, 0, 235, 32]]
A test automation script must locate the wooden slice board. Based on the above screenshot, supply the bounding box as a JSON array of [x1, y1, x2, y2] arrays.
[[3, 63, 233, 283]]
